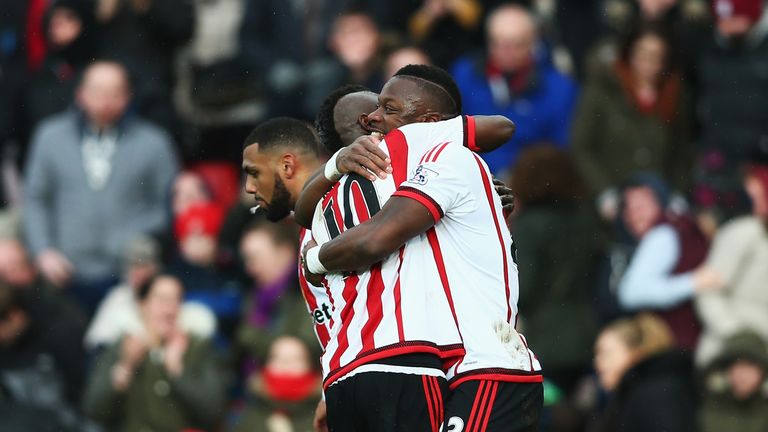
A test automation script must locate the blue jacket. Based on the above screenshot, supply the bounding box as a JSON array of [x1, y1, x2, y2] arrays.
[[451, 55, 578, 173]]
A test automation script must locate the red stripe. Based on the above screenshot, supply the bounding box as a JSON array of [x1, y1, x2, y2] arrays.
[[479, 382, 499, 432], [420, 145, 440, 165], [392, 190, 442, 222], [359, 264, 385, 352], [298, 230, 331, 348], [428, 375, 440, 432], [423, 376, 437, 432], [330, 196, 345, 235], [328, 275, 359, 371], [465, 381, 488, 432], [393, 247, 405, 341], [520, 333, 535, 371], [465, 116, 478, 151], [426, 229, 463, 342], [430, 142, 451, 162], [472, 154, 512, 321], [321, 182, 341, 208], [449, 373, 544, 390], [350, 181, 372, 223], [431, 376, 444, 430], [384, 129, 409, 186], [471, 381, 495, 432], [320, 278, 335, 329]]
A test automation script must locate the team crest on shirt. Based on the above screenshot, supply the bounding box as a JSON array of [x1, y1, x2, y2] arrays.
[[407, 165, 439, 186]]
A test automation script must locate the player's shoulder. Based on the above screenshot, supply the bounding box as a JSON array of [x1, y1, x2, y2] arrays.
[[396, 116, 464, 136]]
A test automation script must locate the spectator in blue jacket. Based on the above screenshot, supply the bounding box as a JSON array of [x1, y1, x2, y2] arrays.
[[450, 3, 578, 174]]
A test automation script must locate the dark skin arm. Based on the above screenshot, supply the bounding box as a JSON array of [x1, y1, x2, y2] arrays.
[[294, 136, 390, 228], [473, 115, 516, 152], [294, 115, 515, 229], [304, 197, 434, 272]]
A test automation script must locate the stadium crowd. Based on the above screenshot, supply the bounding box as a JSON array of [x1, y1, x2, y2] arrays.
[[1, 0, 767, 431]]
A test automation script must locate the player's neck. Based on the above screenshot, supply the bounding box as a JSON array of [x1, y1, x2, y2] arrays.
[[289, 160, 323, 203]]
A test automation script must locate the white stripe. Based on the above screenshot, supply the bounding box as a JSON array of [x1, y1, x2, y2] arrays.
[[330, 364, 446, 388]]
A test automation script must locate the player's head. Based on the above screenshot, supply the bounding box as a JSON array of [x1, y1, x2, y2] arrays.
[[315, 84, 379, 154], [367, 64, 462, 135], [242, 118, 322, 222]]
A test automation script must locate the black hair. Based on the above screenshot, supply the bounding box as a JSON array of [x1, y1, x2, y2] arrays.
[[243, 117, 321, 156], [394, 64, 462, 114], [136, 274, 183, 302], [315, 84, 370, 154], [618, 21, 679, 74]]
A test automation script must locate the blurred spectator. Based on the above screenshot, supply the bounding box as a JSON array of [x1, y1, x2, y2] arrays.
[[85, 235, 216, 350], [172, 171, 213, 217], [93, 0, 194, 137], [451, 3, 578, 174], [593, 0, 711, 76], [696, 152, 768, 366], [408, 0, 483, 68], [551, 0, 604, 80], [24, 0, 97, 141], [611, 174, 714, 350], [173, 0, 264, 162], [383, 45, 431, 79], [232, 336, 322, 432], [83, 274, 225, 431], [169, 200, 241, 337], [218, 189, 266, 283], [236, 222, 316, 368], [23, 61, 178, 313], [0, 276, 92, 431], [590, 313, 697, 432], [172, 201, 226, 276], [239, 0, 344, 119], [700, 330, 768, 432], [0, 3, 30, 227], [304, 10, 384, 121], [509, 146, 598, 394], [572, 24, 693, 215], [694, 0, 768, 219]]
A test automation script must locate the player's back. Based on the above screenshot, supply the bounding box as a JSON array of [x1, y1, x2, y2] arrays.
[[390, 120, 542, 386]]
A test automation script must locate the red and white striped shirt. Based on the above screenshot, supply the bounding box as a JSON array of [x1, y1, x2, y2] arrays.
[[298, 228, 333, 350], [311, 116, 542, 389]]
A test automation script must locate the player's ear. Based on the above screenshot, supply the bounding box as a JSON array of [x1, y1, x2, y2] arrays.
[[279, 153, 297, 179], [420, 112, 443, 123]]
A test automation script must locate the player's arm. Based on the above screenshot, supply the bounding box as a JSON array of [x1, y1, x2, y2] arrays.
[[305, 196, 435, 272], [472, 115, 516, 153], [294, 136, 391, 229]]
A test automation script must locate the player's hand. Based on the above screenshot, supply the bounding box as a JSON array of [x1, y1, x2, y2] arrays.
[[493, 178, 515, 215], [336, 135, 392, 181], [37, 249, 74, 288], [302, 239, 325, 286], [313, 399, 328, 432]]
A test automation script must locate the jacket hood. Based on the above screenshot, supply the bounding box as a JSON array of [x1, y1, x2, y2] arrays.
[[704, 330, 768, 398], [710, 330, 768, 370]]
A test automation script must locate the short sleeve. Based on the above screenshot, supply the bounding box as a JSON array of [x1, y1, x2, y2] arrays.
[[392, 144, 472, 222], [462, 115, 479, 152]]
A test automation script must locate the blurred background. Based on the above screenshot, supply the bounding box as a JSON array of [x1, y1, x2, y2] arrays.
[[1, 0, 767, 431]]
